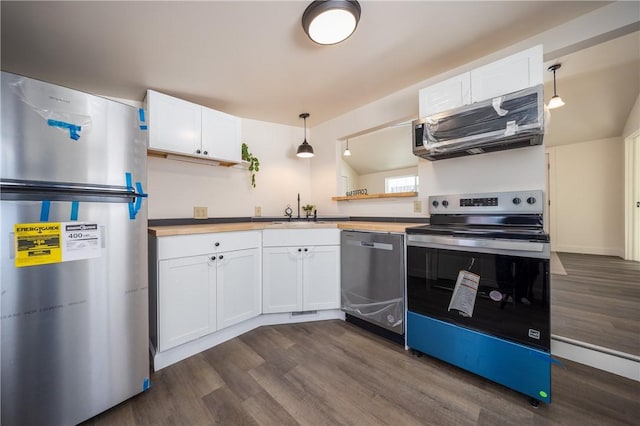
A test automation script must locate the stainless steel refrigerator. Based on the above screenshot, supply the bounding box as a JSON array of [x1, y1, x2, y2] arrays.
[[1, 71, 149, 425]]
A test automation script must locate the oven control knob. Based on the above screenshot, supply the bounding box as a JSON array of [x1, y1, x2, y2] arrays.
[[432, 200, 439, 208], [512, 197, 521, 205], [442, 200, 449, 207], [527, 197, 536, 205]]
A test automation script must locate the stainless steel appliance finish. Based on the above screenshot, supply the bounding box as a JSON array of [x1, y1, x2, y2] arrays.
[[412, 85, 544, 161], [341, 231, 405, 335], [1, 72, 149, 425], [406, 190, 550, 351]]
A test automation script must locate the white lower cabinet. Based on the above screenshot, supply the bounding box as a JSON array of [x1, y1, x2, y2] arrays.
[[158, 255, 216, 352], [216, 247, 261, 329], [154, 231, 261, 352], [262, 229, 340, 314]]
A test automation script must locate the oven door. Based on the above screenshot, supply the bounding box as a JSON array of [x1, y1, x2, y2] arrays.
[[407, 238, 550, 351]]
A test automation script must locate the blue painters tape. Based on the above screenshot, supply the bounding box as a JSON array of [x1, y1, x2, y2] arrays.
[[125, 172, 136, 220], [143, 377, 150, 391], [40, 200, 51, 222], [47, 119, 81, 140], [70, 201, 79, 221], [138, 108, 148, 131]]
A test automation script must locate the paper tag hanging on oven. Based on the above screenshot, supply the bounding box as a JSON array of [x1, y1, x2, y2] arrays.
[[448, 270, 480, 318]]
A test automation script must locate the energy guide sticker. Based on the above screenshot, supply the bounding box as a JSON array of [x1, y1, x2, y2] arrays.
[[14, 222, 62, 267], [14, 222, 102, 268]]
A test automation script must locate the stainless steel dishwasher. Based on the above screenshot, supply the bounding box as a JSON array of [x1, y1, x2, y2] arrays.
[[341, 230, 405, 341]]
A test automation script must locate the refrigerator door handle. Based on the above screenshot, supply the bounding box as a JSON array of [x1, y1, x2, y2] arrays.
[[0, 179, 137, 203]]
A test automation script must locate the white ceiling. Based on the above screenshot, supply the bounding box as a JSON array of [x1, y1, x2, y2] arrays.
[[1, 0, 613, 128]]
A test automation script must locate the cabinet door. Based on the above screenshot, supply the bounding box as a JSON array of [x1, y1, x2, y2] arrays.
[[158, 255, 216, 351], [419, 73, 471, 117], [470, 45, 543, 103], [216, 248, 261, 329], [302, 245, 340, 311], [147, 90, 202, 154], [201, 107, 242, 162], [262, 247, 302, 313]]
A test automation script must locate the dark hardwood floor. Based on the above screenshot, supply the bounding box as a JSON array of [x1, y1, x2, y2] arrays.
[[84, 320, 640, 426], [551, 252, 640, 355]]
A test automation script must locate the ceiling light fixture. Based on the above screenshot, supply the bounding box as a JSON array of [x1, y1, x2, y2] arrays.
[[343, 139, 351, 156], [547, 63, 565, 109], [302, 0, 361, 45], [296, 113, 314, 158]]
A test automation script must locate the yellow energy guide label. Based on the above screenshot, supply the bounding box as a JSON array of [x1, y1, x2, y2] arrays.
[[14, 222, 102, 268]]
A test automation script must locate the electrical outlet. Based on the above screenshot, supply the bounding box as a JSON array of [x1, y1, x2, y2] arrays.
[[254, 206, 262, 217], [413, 200, 422, 213], [193, 206, 208, 219]]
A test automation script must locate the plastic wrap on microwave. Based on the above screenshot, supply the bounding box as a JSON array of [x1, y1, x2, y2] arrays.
[[422, 84, 545, 155], [341, 289, 403, 329]]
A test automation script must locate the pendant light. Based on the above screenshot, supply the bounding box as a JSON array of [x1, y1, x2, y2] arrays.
[[296, 113, 314, 158], [302, 1, 361, 45], [547, 64, 565, 109], [343, 139, 351, 156]]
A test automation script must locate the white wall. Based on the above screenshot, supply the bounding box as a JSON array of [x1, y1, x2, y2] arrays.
[[623, 92, 640, 138], [148, 118, 311, 219], [340, 159, 359, 195], [359, 166, 418, 195], [547, 137, 625, 257]]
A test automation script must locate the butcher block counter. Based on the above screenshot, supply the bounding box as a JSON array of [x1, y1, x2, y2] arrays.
[[148, 221, 420, 237]]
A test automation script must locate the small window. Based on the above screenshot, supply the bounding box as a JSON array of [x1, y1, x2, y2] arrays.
[[385, 175, 419, 193]]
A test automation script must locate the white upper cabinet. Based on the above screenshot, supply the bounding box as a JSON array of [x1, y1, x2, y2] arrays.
[[419, 74, 471, 117], [146, 90, 242, 163], [147, 90, 202, 154], [201, 107, 242, 163], [419, 45, 543, 117], [470, 45, 543, 103]]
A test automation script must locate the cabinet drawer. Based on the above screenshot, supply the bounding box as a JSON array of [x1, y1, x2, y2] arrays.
[[157, 230, 261, 259], [263, 228, 340, 247]]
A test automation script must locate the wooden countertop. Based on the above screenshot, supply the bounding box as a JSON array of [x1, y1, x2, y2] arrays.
[[148, 221, 421, 237]]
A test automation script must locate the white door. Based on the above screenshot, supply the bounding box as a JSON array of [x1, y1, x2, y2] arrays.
[[147, 90, 202, 154], [470, 45, 543, 103], [216, 248, 261, 329], [302, 245, 341, 311], [158, 255, 216, 351], [201, 106, 242, 162], [262, 247, 302, 313], [419, 73, 471, 117], [630, 134, 640, 261]]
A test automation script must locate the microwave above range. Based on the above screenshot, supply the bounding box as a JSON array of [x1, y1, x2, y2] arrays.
[[413, 85, 545, 161]]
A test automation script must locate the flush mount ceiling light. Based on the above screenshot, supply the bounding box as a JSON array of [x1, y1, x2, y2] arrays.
[[296, 113, 314, 158], [343, 139, 351, 156], [547, 63, 565, 109], [302, 0, 361, 45]]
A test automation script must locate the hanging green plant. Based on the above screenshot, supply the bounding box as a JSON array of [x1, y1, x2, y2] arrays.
[[241, 142, 260, 188]]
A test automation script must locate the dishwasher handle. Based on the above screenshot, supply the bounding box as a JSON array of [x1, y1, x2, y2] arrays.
[[345, 240, 394, 251]]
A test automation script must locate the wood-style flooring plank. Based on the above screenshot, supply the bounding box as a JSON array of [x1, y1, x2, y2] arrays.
[[551, 253, 640, 355], [84, 320, 640, 426]]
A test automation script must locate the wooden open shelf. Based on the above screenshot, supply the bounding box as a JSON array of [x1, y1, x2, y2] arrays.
[[148, 148, 247, 168], [331, 191, 418, 201]]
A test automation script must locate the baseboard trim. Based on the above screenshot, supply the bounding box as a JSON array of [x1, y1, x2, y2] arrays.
[[551, 334, 639, 381], [554, 245, 625, 258], [152, 309, 345, 371]]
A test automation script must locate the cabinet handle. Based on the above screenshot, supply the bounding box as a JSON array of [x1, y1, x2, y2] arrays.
[[210, 256, 216, 261], [203, 150, 208, 155], [215, 242, 220, 247], [196, 149, 201, 154], [304, 248, 308, 252], [219, 255, 224, 260], [298, 248, 302, 252]]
